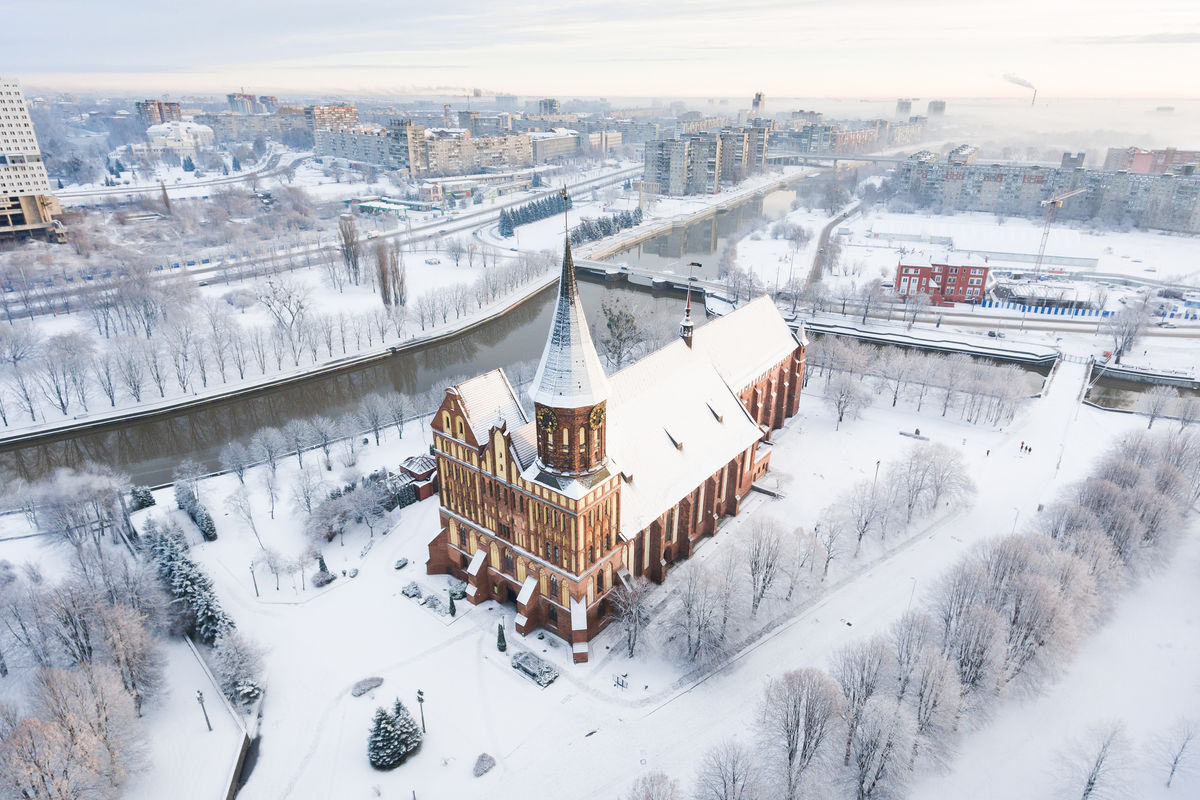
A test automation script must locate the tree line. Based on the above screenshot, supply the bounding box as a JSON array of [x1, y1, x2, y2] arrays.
[[497, 192, 572, 237], [0, 465, 262, 797], [805, 336, 1034, 429], [567, 208, 643, 247], [623, 427, 1200, 800]]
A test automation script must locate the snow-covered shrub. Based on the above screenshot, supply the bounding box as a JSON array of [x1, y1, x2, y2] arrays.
[[141, 520, 233, 645], [130, 486, 156, 511], [473, 753, 496, 777], [511, 651, 559, 687], [312, 570, 336, 588], [212, 631, 265, 708], [422, 594, 443, 613], [352, 677, 383, 697], [367, 699, 423, 770], [448, 580, 467, 600], [401, 581, 422, 599], [174, 482, 218, 540]]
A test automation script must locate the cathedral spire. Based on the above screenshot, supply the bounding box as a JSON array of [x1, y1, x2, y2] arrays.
[[680, 281, 695, 347], [529, 218, 610, 410]]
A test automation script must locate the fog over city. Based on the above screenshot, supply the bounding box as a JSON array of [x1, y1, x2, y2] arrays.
[[5, 0, 1199, 97], [1, 3, 1199, 800]]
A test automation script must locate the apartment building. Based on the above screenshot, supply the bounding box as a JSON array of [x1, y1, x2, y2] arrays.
[[0, 77, 61, 241], [135, 99, 182, 126], [305, 104, 359, 131]]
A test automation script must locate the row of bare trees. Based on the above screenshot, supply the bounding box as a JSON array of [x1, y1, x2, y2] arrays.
[[0, 467, 168, 798], [808, 336, 1034, 429], [617, 442, 974, 669], [630, 428, 1200, 800]]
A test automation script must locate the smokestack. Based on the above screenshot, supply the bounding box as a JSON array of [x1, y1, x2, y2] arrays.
[[1032, 89, 1037, 106]]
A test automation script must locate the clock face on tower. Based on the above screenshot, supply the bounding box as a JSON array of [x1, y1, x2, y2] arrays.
[[589, 405, 605, 430], [537, 407, 559, 433]]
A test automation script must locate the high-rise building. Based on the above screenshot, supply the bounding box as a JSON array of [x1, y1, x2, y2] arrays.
[[895, 98, 912, 118], [426, 234, 807, 661], [0, 77, 61, 241], [135, 99, 182, 126], [538, 98, 561, 115], [226, 92, 258, 114], [752, 92, 766, 113], [927, 100, 946, 116], [305, 104, 359, 131]]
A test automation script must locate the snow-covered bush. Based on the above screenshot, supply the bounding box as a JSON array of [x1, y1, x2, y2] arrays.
[[473, 753, 496, 777], [448, 579, 467, 600], [212, 630, 265, 708], [367, 699, 423, 770], [312, 570, 336, 588], [130, 486, 156, 511], [511, 651, 558, 687], [352, 677, 383, 697], [401, 581, 422, 599]]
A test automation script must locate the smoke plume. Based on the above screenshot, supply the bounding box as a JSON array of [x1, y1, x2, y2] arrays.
[[1003, 73, 1036, 90]]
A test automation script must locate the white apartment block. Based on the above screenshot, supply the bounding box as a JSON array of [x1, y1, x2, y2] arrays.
[[0, 77, 61, 240]]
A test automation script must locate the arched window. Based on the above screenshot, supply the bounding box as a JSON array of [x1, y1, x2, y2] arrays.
[[455, 416, 466, 440], [549, 575, 560, 600], [579, 426, 587, 457], [596, 570, 604, 593], [503, 548, 514, 574], [441, 411, 451, 433]]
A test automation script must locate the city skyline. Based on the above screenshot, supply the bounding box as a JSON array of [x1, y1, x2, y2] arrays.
[[4, 0, 1199, 98]]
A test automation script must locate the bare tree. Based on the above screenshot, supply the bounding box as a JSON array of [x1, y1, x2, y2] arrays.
[[849, 697, 914, 800], [828, 373, 870, 430], [261, 469, 279, 520], [834, 636, 891, 765], [226, 487, 262, 549], [357, 393, 389, 445], [220, 442, 250, 484], [250, 427, 285, 474], [283, 419, 313, 468], [817, 517, 844, 579], [1159, 719, 1196, 789], [760, 668, 844, 800], [608, 577, 653, 657], [625, 771, 680, 800], [1072, 722, 1127, 800], [1101, 298, 1150, 364], [670, 564, 721, 663], [337, 214, 362, 286], [1139, 385, 1178, 429], [745, 518, 783, 617], [597, 299, 651, 371], [97, 604, 163, 717], [693, 739, 759, 800], [891, 610, 933, 701], [291, 467, 326, 515]]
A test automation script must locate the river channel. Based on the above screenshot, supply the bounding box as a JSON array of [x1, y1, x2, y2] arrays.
[[0, 281, 703, 487], [605, 188, 798, 277]]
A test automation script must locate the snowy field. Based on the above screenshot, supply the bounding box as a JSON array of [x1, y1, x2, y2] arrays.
[[841, 209, 1200, 287], [7, 352, 1180, 798]]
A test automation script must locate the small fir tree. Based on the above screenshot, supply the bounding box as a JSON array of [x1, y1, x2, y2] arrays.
[[497, 623, 507, 652], [367, 708, 406, 770], [448, 595, 456, 617], [232, 155, 242, 171], [392, 699, 423, 757]]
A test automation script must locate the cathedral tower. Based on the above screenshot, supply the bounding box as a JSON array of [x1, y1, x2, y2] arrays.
[[529, 229, 610, 475]]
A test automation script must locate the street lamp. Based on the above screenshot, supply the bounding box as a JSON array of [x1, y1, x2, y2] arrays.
[[416, 689, 426, 733], [249, 561, 260, 597], [1011, 507, 1020, 535], [906, 576, 918, 611], [196, 690, 212, 732], [872, 460, 881, 492]]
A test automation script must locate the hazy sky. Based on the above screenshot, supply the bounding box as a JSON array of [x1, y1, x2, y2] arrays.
[[4, 0, 1198, 98]]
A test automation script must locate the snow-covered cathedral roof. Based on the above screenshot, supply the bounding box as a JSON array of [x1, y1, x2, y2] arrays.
[[528, 237, 611, 409]]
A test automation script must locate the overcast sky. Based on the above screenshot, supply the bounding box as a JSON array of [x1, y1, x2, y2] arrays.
[[4, 0, 1198, 98]]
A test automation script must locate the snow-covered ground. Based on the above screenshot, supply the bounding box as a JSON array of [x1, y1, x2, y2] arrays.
[[839, 209, 1200, 288], [33, 348, 1180, 799]]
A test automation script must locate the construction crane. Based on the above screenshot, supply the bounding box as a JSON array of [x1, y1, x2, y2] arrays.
[[1033, 188, 1087, 280]]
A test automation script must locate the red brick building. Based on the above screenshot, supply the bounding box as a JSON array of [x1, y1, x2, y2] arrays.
[[426, 238, 807, 662], [895, 252, 991, 306]]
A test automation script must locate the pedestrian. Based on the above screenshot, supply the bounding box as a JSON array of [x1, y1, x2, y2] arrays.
[[1020, 441, 1025, 449], [986, 449, 990, 456]]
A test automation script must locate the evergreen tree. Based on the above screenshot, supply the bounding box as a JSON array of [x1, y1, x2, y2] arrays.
[[232, 155, 242, 171], [448, 595, 457, 616], [392, 700, 424, 756], [497, 623, 507, 652], [114, 158, 125, 174], [57, 178, 64, 189], [182, 156, 195, 172], [367, 708, 406, 770]]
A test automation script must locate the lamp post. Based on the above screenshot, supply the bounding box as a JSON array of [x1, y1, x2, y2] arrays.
[[416, 689, 426, 733], [249, 561, 260, 597], [1011, 507, 1020, 535], [906, 576, 917, 611], [872, 460, 881, 492], [196, 690, 212, 732]]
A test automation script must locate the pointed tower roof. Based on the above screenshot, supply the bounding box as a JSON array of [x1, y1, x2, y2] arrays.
[[529, 236, 611, 408], [679, 280, 695, 347]]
